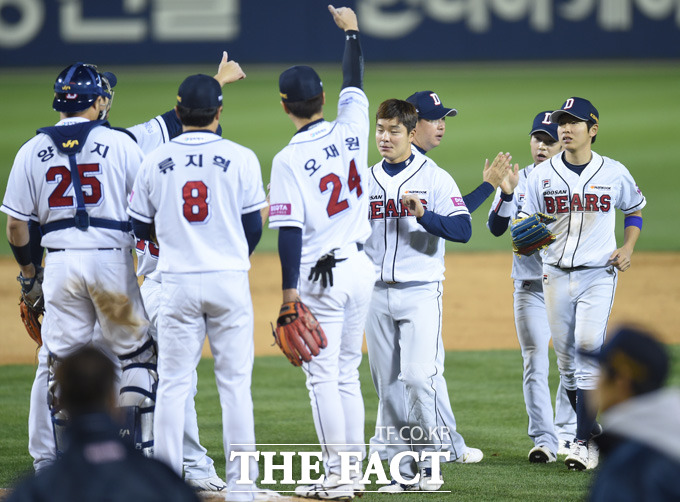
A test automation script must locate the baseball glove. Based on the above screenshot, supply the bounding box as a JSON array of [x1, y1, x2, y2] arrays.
[[511, 213, 557, 256], [272, 301, 327, 366], [18, 269, 44, 347]]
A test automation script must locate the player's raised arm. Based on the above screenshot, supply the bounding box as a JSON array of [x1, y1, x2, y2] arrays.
[[329, 5, 364, 90]]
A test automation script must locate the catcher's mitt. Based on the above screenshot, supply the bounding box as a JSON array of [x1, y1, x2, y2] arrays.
[[511, 213, 557, 256], [272, 301, 327, 366], [18, 269, 44, 347]]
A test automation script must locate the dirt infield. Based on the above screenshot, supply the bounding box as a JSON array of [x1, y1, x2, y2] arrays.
[[1, 252, 678, 365]]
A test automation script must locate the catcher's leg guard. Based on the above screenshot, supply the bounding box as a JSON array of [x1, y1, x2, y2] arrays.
[[118, 338, 158, 457], [46, 352, 68, 458]]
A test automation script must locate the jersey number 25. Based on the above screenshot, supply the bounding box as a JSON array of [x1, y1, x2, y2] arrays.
[[320, 159, 362, 217]]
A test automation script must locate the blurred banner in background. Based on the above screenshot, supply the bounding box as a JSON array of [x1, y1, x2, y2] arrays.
[[1, 0, 678, 66]]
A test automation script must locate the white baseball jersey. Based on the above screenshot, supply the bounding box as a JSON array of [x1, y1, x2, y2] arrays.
[[520, 151, 646, 268], [365, 149, 470, 283], [1, 117, 143, 250], [488, 164, 543, 281], [127, 114, 172, 155], [268, 87, 371, 265], [127, 131, 267, 273]]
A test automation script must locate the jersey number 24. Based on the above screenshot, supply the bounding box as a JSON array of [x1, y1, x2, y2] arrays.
[[320, 159, 362, 217]]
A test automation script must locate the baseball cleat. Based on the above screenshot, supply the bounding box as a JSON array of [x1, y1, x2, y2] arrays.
[[565, 440, 589, 471], [528, 445, 557, 463], [377, 480, 419, 493], [294, 474, 355, 500], [185, 474, 227, 492], [352, 478, 366, 497], [587, 440, 600, 470], [418, 467, 444, 491], [454, 447, 484, 463], [558, 438, 572, 456]]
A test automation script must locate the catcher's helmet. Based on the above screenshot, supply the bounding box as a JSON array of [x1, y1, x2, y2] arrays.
[[52, 62, 115, 113]]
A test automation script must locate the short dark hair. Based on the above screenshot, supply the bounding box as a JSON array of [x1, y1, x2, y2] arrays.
[[285, 93, 324, 119], [376, 99, 418, 134], [56, 346, 116, 416], [176, 104, 220, 127]]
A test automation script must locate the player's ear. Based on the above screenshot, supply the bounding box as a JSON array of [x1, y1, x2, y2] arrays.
[[215, 106, 223, 122], [322, 92, 326, 106], [281, 101, 289, 115], [589, 123, 598, 138]]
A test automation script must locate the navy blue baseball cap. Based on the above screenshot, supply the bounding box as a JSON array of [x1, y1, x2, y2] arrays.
[[530, 111, 559, 141], [279, 65, 323, 102], [582, 326, 669, 395], [177, 74, 223, 109], [406, 91, 457, 121], [550, 97, 599, 124]]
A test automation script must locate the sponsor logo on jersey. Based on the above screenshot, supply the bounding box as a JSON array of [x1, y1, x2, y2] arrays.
[[518, 193, 525, 203], [589, 185, 612, 191], [542, 179, 551, 189], [543, 189, 567, 195], [269, 203, 292, 216], [543, 193, 611, 214], [636, 184, 643, 195], [451, 196, 465, 207], [62, 139, 79, 148], [542, 274, 548, 284], [369, 194, 382, 200]]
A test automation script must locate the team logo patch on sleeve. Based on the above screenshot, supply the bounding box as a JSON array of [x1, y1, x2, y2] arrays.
[[451, 197, 465, 207], [269, 203, 292, 216], [542, 179, 551, 189]]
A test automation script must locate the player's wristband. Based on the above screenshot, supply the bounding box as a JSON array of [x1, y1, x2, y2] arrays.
[[624, 215, 643, 230], [10, 243, 32, 267], [494, 193, 515, 219]]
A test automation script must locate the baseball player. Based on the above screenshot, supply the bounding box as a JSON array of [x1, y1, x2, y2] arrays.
[[368, 90, 509, 463], [487, 111, 577, 463], [2, 63, 157, 462], [267, 5, 375, 499], [23, 58, 240, 491], [364, 99, 511, 492], [127, 73, 267, 499], [518, 97, 645, 471]]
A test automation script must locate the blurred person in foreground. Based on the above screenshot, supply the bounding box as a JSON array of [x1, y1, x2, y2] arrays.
[[7, 346, 200, 502], [587, 326, 680, 501]]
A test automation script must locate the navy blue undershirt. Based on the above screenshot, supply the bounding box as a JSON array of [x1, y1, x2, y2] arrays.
[[562, 152, 589, 175], [487, 191, 514, 237]]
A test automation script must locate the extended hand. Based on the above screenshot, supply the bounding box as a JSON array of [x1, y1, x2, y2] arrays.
[[484, 152, 513, 189], [500, 163, 520, 195], [214, 51, 246, 86], [328, 4, 359, 31]]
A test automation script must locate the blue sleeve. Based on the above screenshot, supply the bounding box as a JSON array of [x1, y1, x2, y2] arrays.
[[241, 210, 262, 255], [278, 226, 302, 290], [417, 211, 471, 243], [159, 109, 182, 140], [28, 220, 44, 268], [462, 181, 495, 214], [488, 192, 514, 237], [341, 30, 363, 90], [131, 218, 152, 241]]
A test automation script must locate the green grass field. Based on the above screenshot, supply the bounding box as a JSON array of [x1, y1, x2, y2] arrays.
[[2, 348, 679, 500], [0, 62, 679, 253]]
